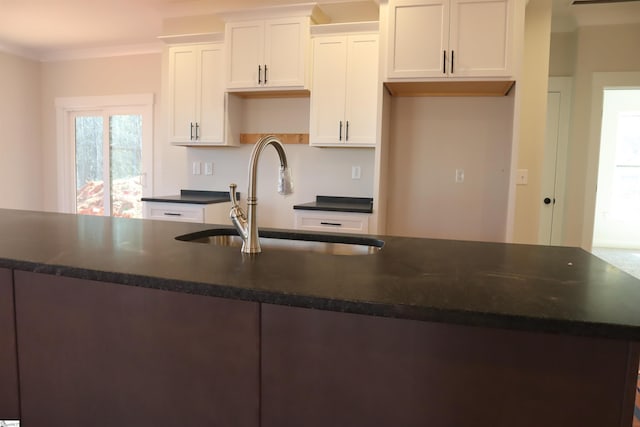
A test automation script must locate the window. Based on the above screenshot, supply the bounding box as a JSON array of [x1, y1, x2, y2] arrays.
[[56, 95, 154, 217]]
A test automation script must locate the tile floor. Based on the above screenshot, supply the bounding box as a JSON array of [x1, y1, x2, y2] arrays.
[[592, 247, 640, 280]]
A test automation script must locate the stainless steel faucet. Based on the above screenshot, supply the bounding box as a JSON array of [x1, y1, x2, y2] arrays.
[[229, 135, 293, 253]]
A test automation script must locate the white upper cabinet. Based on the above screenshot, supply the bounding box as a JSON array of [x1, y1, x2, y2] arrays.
[[309, 34, 379, 147], [387, 0, 513, 79], [226, 17, 310, 91], [168, 43, 233, 146]]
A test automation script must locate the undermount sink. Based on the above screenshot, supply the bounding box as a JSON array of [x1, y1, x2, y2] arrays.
[[176, 228, 384, 256]]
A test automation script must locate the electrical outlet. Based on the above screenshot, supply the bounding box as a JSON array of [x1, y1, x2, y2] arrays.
[[352, 166, 361, 180], [192, 161, 201, 175], [455, 168, 464, 183], [204, 162, 213, 175]]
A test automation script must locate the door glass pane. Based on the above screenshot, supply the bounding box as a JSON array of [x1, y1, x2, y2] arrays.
[[611, 112, 640, 220], [75, 116, 104, 216], [109, 115, 143, 218]]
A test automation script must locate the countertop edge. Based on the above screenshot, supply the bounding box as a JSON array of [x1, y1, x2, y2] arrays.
[[3, 257, 638, 342]]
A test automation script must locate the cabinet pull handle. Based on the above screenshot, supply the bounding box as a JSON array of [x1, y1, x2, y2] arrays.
[[264, 64, 268, 84], [346, 121, 349, 141], [195, 122, 200, 140], [451, 50, 455, 74], [320, 222, 342, 227], [190, 122, 194, 140], [164, 212, 182, 217], [443, 50, 446, 74], [258, 65, 262, 84], [339, 121, 343, 141]]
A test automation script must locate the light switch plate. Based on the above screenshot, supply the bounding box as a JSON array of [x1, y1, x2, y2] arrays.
[[192, 161, 201, 175], [516, 169, 528, 185], [352, 166, 361, 180]]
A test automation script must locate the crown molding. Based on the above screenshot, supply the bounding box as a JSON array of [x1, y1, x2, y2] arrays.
[[310, 20, 379, 35], [0, 42, 41, 61], [157, 32, 224, 44], [218, 2, 330, 24], [40, 42, 163, 62]]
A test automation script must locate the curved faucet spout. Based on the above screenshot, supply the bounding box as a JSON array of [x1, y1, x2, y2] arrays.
[[229, 135, 293, 254]]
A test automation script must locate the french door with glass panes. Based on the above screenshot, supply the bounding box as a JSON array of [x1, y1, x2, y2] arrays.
[[71, 107, 151, 218]]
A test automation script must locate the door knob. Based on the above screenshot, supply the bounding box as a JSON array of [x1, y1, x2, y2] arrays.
[[543, 197, 556, 205]]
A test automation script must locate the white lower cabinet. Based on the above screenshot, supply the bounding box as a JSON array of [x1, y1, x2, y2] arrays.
[[143, 202, 231, 224], [294, 211, 370, 234]]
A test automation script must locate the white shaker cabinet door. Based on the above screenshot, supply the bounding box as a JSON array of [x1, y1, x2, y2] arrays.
[[226, 20, 264, 89], [309, 37, 348, 145], [387, 0, 449, 79], [344, 35, 379, 145], [168, 46, 198, 144], [197, 45, 225, 143], [263, 17, 309, 88], [449, 0, 512, 77]]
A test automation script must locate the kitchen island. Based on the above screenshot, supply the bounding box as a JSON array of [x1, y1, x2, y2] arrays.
[[1, 208, 639, 426]]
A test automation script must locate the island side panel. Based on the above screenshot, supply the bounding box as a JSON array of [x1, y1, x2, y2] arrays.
[[14, 271, 259, 427], [262, 304, 634, 427], [0, 268, 19, 420]]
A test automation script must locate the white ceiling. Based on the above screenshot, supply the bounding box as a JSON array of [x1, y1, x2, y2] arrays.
[[0, 0, 638, 60], [552, 0, 640, 32], [0, 0, 378, 59]]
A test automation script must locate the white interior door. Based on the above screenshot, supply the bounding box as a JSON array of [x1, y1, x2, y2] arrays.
[[538, 77, 572, 246], [593, 89, 640, 249]]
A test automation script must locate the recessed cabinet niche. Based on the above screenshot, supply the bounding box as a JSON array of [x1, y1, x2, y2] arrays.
[[225, 17, 310, 91], [309, 33, 379, 147], [387, 0, 513, 79], [168, 43, 234, 146]]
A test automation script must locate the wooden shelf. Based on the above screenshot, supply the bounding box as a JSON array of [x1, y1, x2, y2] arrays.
[[384, 80, 515, 97], [228, 89, 310, 99], [240, 133, 309, 145]]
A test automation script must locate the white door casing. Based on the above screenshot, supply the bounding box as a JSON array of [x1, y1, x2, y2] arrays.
[[583, 72, 640, 250], [55, 94, 154, 214]]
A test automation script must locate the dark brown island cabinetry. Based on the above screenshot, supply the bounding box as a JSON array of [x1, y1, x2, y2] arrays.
[[13, 271, 260, 427], [0, 268, 19, 420], [261, 304, 638, 427]]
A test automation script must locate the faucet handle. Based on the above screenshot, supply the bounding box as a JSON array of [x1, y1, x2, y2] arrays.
[[228, 183, 248, 240], [229, 183, 240, 206]]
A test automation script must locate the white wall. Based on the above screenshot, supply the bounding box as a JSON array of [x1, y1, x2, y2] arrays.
[[511, 0, 552, 244], [385, 96, 514, 242], [549, 31, 576, 77], [40, 53, 187, 212], [0, 52, 43, 211], [186, 97, 375, 229]]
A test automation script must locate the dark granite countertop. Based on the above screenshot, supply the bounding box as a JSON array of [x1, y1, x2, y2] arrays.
[[141, 190, 237, 204], [2, 208, 640, 341], [293, 196, 373, 213]]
